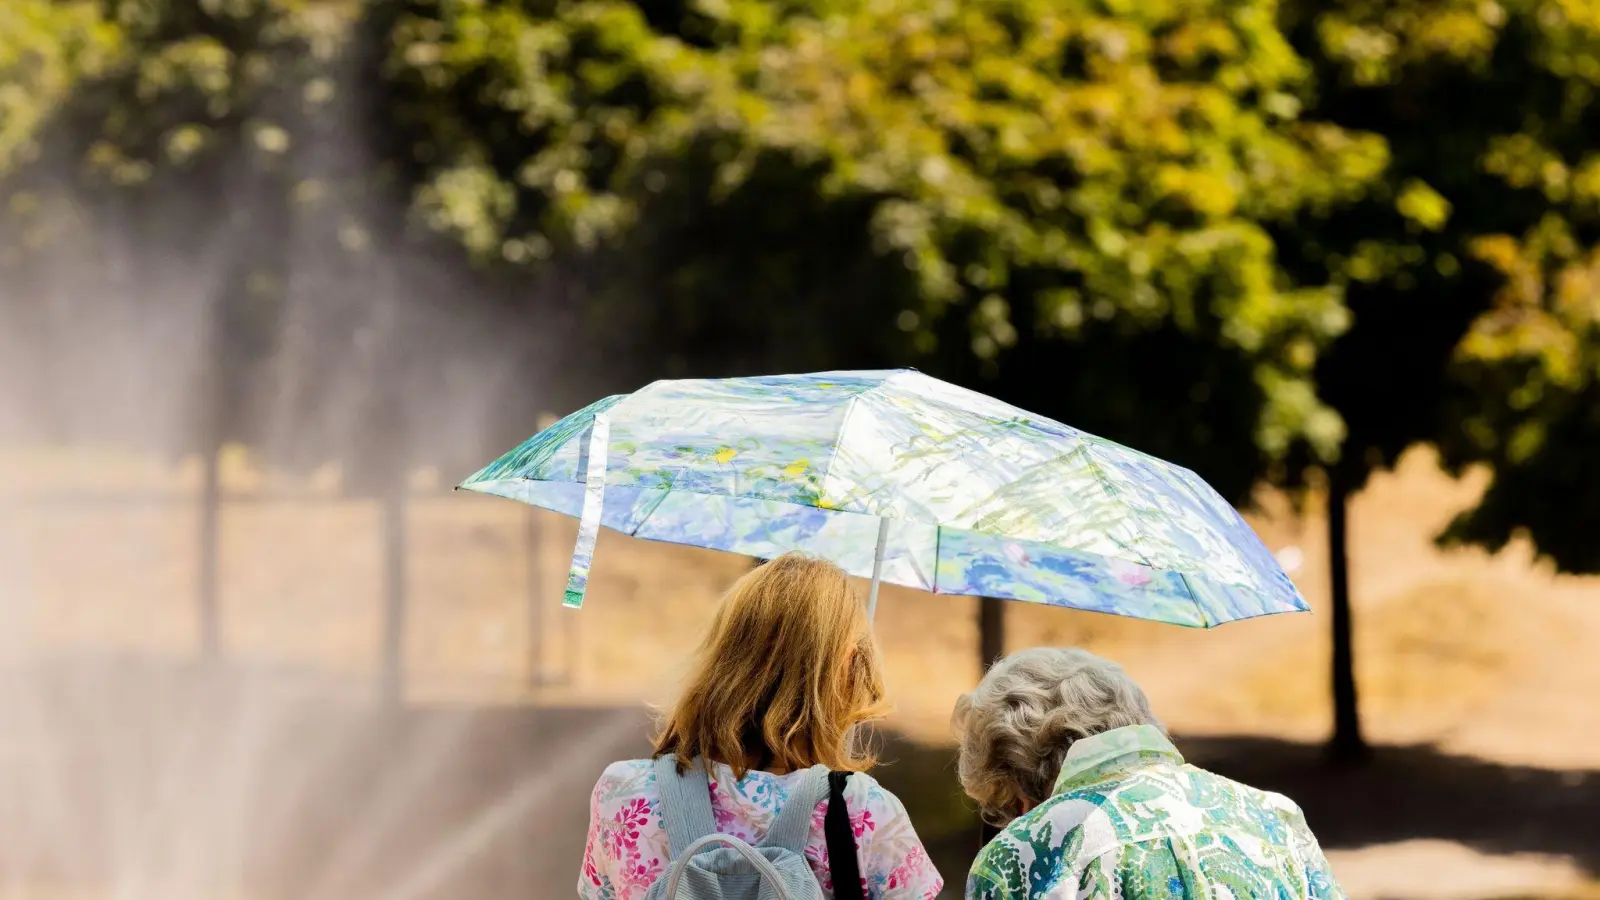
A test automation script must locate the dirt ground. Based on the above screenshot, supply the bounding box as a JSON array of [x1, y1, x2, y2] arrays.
[[1, 444, 1597, 899]]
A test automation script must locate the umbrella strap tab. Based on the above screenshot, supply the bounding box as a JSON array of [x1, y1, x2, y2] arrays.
[[563, 412, 611, 609]]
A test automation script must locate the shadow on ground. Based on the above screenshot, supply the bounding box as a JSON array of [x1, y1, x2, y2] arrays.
[[874, 730, 1600, 896], [1180, 735, 1600, 871], [0, 657, 1594, 900]]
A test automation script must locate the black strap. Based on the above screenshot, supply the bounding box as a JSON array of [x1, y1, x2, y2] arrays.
[[825, 772, 865, 900]]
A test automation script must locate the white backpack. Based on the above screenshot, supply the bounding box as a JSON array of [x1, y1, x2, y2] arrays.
[[641, 755, 829, 900]]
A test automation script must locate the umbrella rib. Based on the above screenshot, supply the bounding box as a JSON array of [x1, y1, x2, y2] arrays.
[[817, 393, 866, 514], [625, 482, 675, 537], [819, 372, 938, 519], [1073, 443, 1160, 571], [1176, 572, 1211, 627]]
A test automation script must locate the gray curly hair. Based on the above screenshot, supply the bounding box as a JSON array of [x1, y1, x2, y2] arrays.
[[953, 647, 1163, 826]]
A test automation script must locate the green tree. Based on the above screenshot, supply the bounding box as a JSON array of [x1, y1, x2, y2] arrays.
[[0, 0, 555, 693], [382, 0, 1384, 441], [1440, 223, 1600, 571], [0, 0, 353, 659], [1281, 0, 1600, 762], [379, 1, 1391, 478], [1, 0, 356, 452], [0, 1, 121, 178], [380, 0, 1398, 746]]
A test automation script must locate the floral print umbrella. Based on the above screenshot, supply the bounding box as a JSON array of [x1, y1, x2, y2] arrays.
[[458, 369, 1307, 627]]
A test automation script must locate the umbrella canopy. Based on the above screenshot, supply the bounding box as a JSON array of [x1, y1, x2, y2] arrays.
[[459, 369, 1307, 627]]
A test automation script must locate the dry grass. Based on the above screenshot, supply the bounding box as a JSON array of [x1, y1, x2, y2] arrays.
[[1181, 577, 1578, 745], [5, 443, 1598, 754]]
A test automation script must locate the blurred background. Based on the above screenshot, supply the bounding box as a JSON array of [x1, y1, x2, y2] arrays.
[[1, 0, 1598, 898]]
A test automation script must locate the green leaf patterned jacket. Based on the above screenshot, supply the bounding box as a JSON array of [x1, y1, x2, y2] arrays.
[[967, 725, 1346, 900]]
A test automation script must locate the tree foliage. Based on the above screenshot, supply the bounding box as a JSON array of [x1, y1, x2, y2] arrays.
[[0, 2, 121, 174], [0, 0, 558, 486], [1281, 0, 1600, 570], [383, 0, 1399, 497], [5, 0, 1598, 557]]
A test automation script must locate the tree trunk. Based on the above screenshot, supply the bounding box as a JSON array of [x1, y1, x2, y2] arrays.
[[978, 596, 1005, 672], [196, 250, 228, 664], [977, 596, 1006, 846], [1327, 474, 1368, 764], [527, 509, 547, 687], [379, 480, 408, 706], [197, 438, 222, 662]]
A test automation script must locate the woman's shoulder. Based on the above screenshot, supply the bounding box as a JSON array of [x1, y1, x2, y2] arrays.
[[591, 758, 657, 799], [834, 768, 888, 800], [589, 759, 913, 821], [843, 768, 905, 800], [824, 770, 944, 898], [823, 769, 914, 824]]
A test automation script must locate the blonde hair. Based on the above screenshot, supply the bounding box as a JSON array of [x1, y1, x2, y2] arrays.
[[953, 647, 1162, 826], [653, 553, 891, 778]]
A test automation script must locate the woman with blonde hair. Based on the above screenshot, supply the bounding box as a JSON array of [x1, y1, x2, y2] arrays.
[[579, 553, 942, 900]]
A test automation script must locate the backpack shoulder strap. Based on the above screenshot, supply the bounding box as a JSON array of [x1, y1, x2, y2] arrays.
[[760, 765, 827, 853], [652, 754, 719, 859], [824, 772, 866, 900]]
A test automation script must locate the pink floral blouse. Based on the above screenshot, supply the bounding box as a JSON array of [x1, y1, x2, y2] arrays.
[[579, 758, 944, 900]]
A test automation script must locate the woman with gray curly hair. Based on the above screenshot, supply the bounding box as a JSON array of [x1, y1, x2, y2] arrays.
[[954, 647, 1345, 900]]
